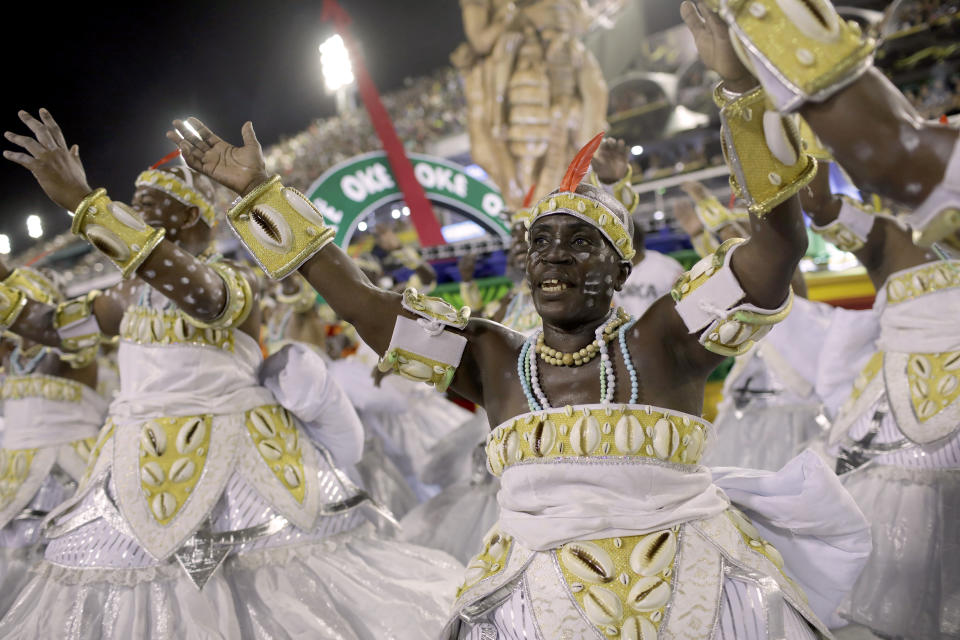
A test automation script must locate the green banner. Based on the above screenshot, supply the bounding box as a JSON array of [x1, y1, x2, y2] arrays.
[[304, 151, 509, 247]]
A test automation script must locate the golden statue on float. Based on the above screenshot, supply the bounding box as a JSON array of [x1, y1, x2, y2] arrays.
[[453, 0, 621, 208]]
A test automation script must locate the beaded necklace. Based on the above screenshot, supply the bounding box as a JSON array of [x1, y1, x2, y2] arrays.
[[520, 312, 639, 411]]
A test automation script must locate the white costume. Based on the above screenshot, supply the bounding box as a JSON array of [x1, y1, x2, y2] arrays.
[[0, 364, 107, 619], [0, 281, 461, 639], [707, 297, 876, 470], [614, 250, 686, 319], [824, 260, 960, 639]]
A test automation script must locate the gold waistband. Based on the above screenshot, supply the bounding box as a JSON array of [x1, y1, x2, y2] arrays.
[[1, 374, 84, 403], [486, 405, 709, 476], [884, 260, 960, 306], [120, 306, 235, 351]]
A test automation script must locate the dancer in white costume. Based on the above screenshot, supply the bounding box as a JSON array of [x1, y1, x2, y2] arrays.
[[1, 111, 460, 638], [799, 157, 957, 639], [170, 54, 870, 633], [0, 268, 108, 619]]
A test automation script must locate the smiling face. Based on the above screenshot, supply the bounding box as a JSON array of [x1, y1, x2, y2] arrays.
[[526, 213, 630, 330]]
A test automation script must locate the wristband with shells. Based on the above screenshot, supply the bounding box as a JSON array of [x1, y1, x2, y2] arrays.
[[810, 195, 876, 252], [0, 283, 28, 333], [2, 268, 61, 306], [72, 189, 166, 278], [53, 290, 103, 368], [708, 0, 875, 112], [227, 176, 335, 279], [716, 86, 817, 217]]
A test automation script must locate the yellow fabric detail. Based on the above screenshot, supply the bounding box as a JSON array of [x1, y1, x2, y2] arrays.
[[135, 169, 216, 227], [226, 176, 335, 279], [811, 219, 864, 253], [671, 238, 745, 302], [911, 208, 960, 249], [79, 421, 115, 489], [691, 231, 720, 258], [719, 0, 875, 105], [138, 415, 212, 525], [54, 290, 104, 358], [0, 448, 37, 510], [844, 352, 884, 412], [1, 374, 83, 403], [457, 528, 514, 598], [71, 436, 98, 468], [906, 352, 960, 423], [717, 87, 817, 216], [485, 406, 709, 477], [698, 291, 793, 358], [590, 165, 639, 215], [694, 195, 749, 234], [119, 306, 235, 352], [554, 529, 678, 637], [276, 275, 316, 313], [530, 192, 636, 261], [2, 268, 62, 305], [402, 287, 471, 328], [245, 405, 306, 505], [0, 283, 28, 332], [182, 262, 254, 331], [72, 189, 166, 278], [884, 260, 960, 305], [377, 348, 457, 393]]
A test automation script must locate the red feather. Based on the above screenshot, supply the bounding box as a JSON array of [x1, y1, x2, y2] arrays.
[[522, 183, 537, 208], [150, 149, 182, 169], [941, 114, 950, 125], [559, 131, 605, 193]]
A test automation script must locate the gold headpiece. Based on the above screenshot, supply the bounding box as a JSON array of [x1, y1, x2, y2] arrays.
[[135, 166, 217, 227], [527, 133, 636, 261]]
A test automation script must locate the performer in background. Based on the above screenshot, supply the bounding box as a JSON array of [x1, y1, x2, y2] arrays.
[[0, 268, 107, 619], [1, 109, 461, 638]]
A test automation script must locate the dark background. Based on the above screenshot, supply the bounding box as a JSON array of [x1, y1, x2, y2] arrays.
[[0, 0, 466, 254]]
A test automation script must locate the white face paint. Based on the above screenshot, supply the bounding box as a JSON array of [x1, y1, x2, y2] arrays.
[[144, 270, 156, 278], [163, 259, 173, 267], [162, 283, 174, 291], [180, 277, 190, 285], [184, 294, 196, 304], [906, 182, 923, 194], [187, 265, 196, 272]]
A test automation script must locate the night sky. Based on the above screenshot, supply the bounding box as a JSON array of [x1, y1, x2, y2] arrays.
[[0, 0, 465, 256]]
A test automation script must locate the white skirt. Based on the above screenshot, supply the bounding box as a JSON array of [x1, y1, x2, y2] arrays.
[[0, 526, 463, 639], [839, 464, 960, 639], [0, 544, 41, 621], [705, 404, 824, 471], [398, 477, 500, 565]]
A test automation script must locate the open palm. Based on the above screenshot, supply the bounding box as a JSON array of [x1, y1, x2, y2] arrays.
[[166, 118, 269, 196], [680, 1, 757, 93]]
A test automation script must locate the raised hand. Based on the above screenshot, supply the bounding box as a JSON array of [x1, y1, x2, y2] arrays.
[[458, 252, 479, 282], [680, 1, 756, 93], [680, 180, 711, 203], [167, 118, 269, 196], [4, 109, 92, 211], [591, 137, 629, 184]]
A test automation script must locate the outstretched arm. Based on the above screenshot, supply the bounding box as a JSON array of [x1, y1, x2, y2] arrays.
[[167, 118, 518, 405], [4, 110, 252, 334]]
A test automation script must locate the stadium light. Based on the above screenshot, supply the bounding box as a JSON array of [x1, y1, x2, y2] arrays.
[[0, 234, 10, 255], [319, 35, 354, 92], [631, 145, 644, 156], [357, 221, 368, 232], [26, 215, 43, 239]]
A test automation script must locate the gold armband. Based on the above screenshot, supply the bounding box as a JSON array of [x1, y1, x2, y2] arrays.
[[673, 238, 794, 356], [717, 86, 817, 217], [182, 262, 254, 331], [276, 274, 316, 313], [712, 0, 875, 111], [72, 189, 166, 278], [227, 176, 336, 279], [377, 288, 470, 392], [1, 268, 61, 306], [590, 165, 639, 214], [694, 194, 749, 234], [0, 283, 28, 332], [810, 195, 876, 252]]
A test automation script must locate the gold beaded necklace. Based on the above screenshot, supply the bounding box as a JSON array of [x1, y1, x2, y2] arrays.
[[536, 308, 629, 366]]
